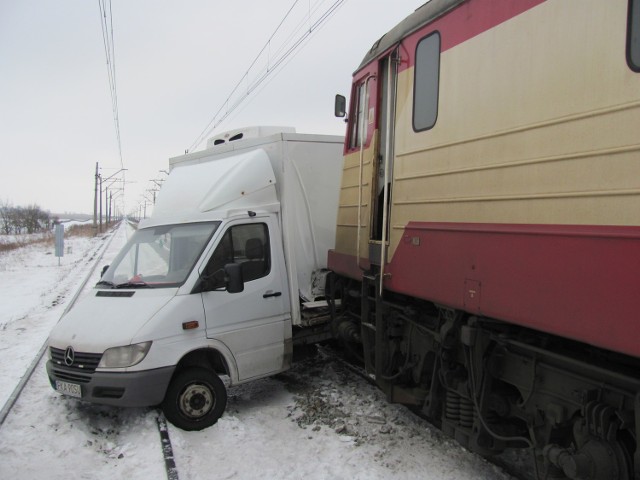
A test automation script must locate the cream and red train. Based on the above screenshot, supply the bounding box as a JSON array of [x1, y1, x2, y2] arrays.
[[327, 0, 640, 478]]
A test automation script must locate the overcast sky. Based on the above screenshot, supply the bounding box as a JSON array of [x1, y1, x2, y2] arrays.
[[0, 0, 424, 216]]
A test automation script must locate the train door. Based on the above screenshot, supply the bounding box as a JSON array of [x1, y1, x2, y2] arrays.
[[369, 51, 398, 268]]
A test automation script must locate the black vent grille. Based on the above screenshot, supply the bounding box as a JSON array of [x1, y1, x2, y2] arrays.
[[50, 347, 102, 373], [51, 368, 92, 384]]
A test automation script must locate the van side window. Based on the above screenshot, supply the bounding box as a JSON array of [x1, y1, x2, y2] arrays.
[[629, 0, 640, 71], [413, 32, 441, 131], [205, 223, 270, 288]]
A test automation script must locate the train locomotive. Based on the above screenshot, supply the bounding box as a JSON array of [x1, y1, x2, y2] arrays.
[[327, 0, 640, 478]]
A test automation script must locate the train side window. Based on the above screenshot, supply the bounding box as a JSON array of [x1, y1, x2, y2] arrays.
[[629, 0, 640, 71], [349, 82, 369, 149], [413, 32, 441, 131]]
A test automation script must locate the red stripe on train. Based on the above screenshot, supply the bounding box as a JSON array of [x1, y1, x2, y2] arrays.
[[329, 222, 640, 358]]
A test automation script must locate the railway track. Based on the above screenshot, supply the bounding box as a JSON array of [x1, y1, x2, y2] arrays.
[[0, 225, 120, 426], [0, 221, 181, 480], [317, 343, 533, 480]]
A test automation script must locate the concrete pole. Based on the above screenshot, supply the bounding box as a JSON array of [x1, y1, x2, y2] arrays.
[[99, 175, 103, 233], [93, 162, 99, 232], [105, 187, 109, 227]]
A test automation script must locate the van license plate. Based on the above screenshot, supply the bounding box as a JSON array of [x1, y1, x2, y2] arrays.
[[55, 380, 81, 398]]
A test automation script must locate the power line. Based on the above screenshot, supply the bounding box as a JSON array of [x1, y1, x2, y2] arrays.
[[188, 0, 303, 151], [221, 1, 345, 129], [188, 0, 348, 152], [98, 0, 124, 169]]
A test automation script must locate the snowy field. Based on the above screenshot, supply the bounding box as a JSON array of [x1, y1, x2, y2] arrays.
[[0, 230, 51, 245], [0, 219, 92, 245], [0, 222, 513, 479]]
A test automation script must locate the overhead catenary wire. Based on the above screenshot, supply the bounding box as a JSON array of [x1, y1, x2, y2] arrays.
[[188, 0, 304, 151], [188, 0, 348, 152], [219, 0, 346, 131], [98, 0, 124, 170]]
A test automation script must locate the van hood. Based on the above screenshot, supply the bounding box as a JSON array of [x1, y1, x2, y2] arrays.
[[47, 289, 176, 353]]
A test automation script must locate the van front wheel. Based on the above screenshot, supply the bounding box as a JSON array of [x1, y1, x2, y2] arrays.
[[162, 367, 227, 431]]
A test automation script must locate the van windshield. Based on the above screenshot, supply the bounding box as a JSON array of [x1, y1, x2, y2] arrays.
[[99, 222, 219, 289]]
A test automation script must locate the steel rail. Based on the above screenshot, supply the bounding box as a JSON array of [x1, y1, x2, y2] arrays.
[[156, 413, 180, 480], [317, 343, 534, 480], [0, 223, 121, 425], [0, 221, 181, 480]]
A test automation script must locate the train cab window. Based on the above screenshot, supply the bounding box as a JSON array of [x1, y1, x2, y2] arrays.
[[349, 82, 369, 149], [413, 32, 441, 131], [629, 0, 640, 71]]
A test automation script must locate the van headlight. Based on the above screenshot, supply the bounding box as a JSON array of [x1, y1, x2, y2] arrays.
[[98, 341, 152, 368]]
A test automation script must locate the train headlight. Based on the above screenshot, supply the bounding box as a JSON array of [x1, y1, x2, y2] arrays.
[[98, 341, 152, 368]]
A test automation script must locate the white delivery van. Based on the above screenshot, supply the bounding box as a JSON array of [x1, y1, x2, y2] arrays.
[[46, 127, 344, 430]]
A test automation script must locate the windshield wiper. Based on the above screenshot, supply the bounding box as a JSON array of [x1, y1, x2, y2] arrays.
[[115, 281, 154, 289], [96, 280, 116, 288]]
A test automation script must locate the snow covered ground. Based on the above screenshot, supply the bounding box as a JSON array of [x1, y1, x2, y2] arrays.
[[0, 222, 513, 479]]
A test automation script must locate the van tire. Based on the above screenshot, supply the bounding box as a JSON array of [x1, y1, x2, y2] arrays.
[[161, 367, 227, 431]]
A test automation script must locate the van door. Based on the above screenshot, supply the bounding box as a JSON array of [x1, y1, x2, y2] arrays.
[[199, 215, 291, 381]]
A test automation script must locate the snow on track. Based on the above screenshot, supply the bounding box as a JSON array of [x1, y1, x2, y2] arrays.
[[0, 226, 111, 408], [167, 350, 512, 480]]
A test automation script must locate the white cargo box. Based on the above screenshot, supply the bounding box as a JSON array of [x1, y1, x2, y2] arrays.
[[151, 128, 344, 325]]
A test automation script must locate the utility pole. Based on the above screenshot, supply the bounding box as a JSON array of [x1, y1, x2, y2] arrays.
[[104, 185, 109, 230], [93, 162, 99, 232], [99, 174, 103, 233], [100, 168, 128, 229]]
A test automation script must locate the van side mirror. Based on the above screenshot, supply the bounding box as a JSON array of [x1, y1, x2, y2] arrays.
[[334, 94, 346, 118], [101, 265, 109, 277], [225, 263, 244, 293]]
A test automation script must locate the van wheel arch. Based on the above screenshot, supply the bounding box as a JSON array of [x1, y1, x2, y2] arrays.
[[176, 347, 231, 378]]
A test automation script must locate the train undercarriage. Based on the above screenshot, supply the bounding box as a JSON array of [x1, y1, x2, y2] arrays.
[[328, 273, 640, 480]]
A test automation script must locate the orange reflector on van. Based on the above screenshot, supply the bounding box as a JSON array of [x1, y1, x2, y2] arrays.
[[182, 321, 199, 330]]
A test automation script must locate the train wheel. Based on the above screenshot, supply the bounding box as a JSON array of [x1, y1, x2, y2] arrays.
[[544, 439, 631, 479]]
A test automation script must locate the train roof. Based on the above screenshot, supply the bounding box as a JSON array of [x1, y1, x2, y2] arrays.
[[356, 0, 465, 73]]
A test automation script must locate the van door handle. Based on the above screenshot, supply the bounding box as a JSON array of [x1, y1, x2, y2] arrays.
[[263, 291, 282, 298]]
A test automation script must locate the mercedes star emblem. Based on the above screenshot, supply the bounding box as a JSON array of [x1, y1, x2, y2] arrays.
[[64, 346, 75, 366]]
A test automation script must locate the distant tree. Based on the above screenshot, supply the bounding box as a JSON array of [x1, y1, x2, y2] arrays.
[[0, 202, 51, 235], [9, 206, 22, 234], [22, 204, 49, 234], [0, 200, 12, 235], [39, 208, 51, 230]]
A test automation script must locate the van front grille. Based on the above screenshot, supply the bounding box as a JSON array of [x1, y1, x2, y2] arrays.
[[50, 347, 102, 373]]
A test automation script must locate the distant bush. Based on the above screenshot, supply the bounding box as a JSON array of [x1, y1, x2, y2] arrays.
[[66, 224, 96, 238], [0, 201, 51, 235], [0, 217, 105, 254], [0, 233, 51, 254]]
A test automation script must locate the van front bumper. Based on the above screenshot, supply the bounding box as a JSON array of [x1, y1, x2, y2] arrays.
[[46, 360, 175, 407]]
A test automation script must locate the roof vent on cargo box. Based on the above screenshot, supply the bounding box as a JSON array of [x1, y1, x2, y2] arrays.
[[207, 126, 295, 149]]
